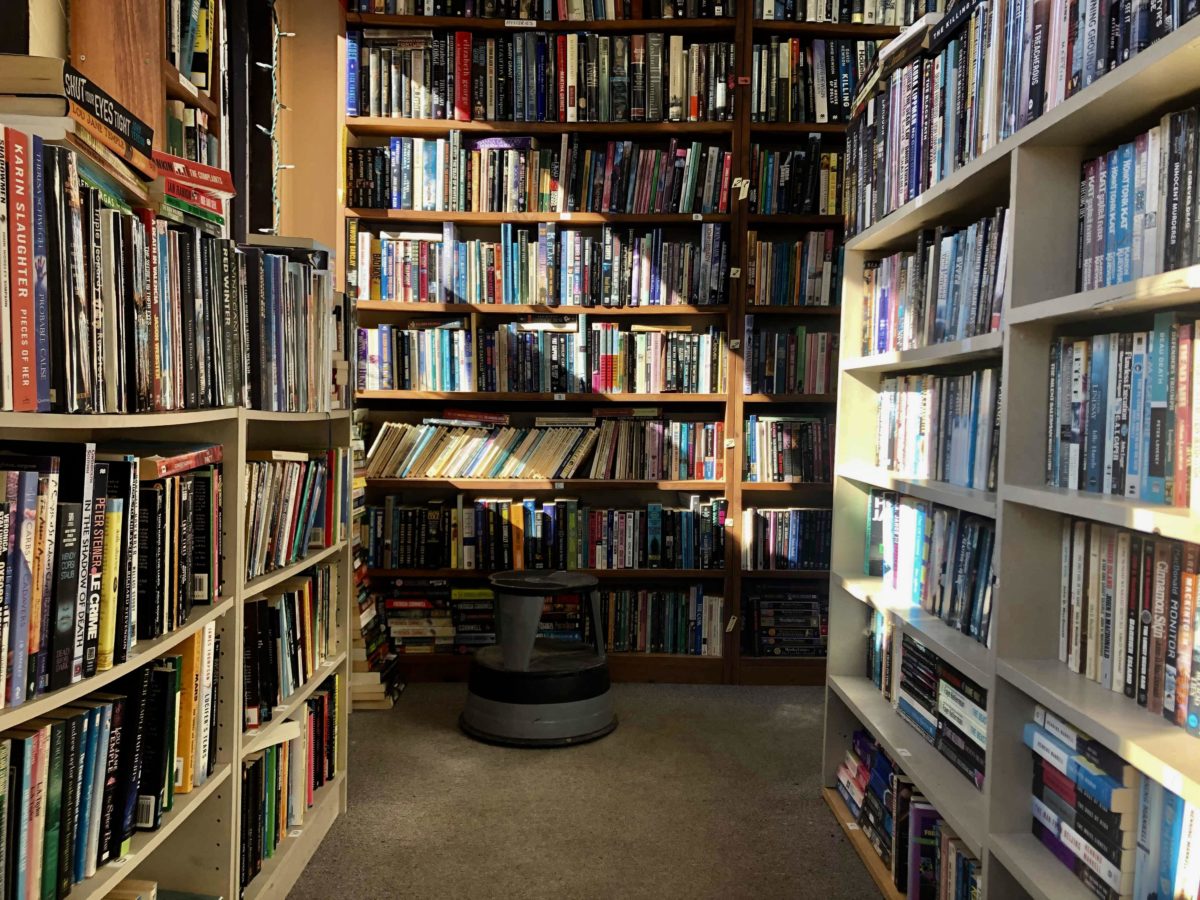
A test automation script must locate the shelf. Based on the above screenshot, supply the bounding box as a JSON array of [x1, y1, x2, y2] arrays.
[[745, 213, 843, 226], [743, 392, 837, 404], [346, 209, 732, 224], [744, 304, 843, 316], [0, 408, 350, 430], [988, 832, 1096, 900], [828, 674, 986, 858], [71, 764, 234, 900], [242, 409, 352, 423], [751, 19, 902, 36], [841, 331, 1004, 374], [749, 121, 849, 134], [821, 787, 905, 900], [357, 390, 727, 403], [836, 465, 998, 517], [242, 773, 346, 900], [738, 656, 826, 685], [346, 117, 735, 136], [1003, 483, 1197, 544], [242, 652, 348, 758], [162, 60, 220, 122], [740, 569, 831, 580], [0, 599, 233, 733], [832, 571, 992, 688], [243, 542, 347, 600], [1009, 263, 1200, 326], [355, 301, 730, 316], [367, 567, 725, 579], [364, 477, 723, 490], [346, 13, 736, 31], [740, 481, 834, 492], [998, 657, 1200, 808]]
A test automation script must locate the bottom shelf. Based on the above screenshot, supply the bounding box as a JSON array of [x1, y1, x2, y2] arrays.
[[988, 832, 1094, 900], [821, 787, 904, 900], [737, 656, 826, 685], [243, 772, 347, 900]]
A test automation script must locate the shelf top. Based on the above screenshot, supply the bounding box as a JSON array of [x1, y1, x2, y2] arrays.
[[346, 117, 735, 136], [346, 12, 736, 30], [836, 466, 999, 518], [0, 407, 350, 431], [346, 209, 733, 224], [357, 390, 728, 402], [1008, 264, 1200, 326], [841, 331, 1003, 374], [1003, 483, 1196, 544]]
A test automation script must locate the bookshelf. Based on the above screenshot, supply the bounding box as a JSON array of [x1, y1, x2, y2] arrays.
[[276, 4, 901, 686], [822, 11, 1200, 898]]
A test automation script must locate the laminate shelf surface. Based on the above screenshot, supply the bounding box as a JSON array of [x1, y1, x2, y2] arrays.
[[828, 674, 987, 857], [836, 465, 998, 517], [841, 331, 1004, 374], [740, 569, 831, 579], [345, 209, 733, 224], [831, 572, 992, 688], [748, 121, 849, 134], [822, 787, 905, 900], [740, 481, 834, 492], [241, 652, 348, 758], [1003, 483, 1197, 544], [1009, 264, 1200, 325], [243, 542, 347, 600], [745, 213, 844, 226], [346, 117, 735, 136], [355, 301, 730, 316], [999, 657, 1200, 807], [988, 832, 1095, 900]]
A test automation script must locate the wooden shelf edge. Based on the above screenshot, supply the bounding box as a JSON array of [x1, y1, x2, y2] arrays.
[[822, 787, 906, 900], [162, 60, 220, 120]]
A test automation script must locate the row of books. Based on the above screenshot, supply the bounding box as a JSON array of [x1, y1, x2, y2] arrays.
[[243, 449, 350, 581], [739, 506, 832, 570], [748, 138, 840, 215], [348, 0, 731, 20], [346, 134, 732, 216], [1058, 519, 1200, 738], [845, 0, 1195, 237], [895, 633, 987, 790], [875, 368, 1001, 491], [0, 128, 345, 413], [756, 0, 938, 22], [745, 229, 841, 308], [365, 495, 730, 570], [866, 490, 996, 647], [744, 415, 832, 483], [1, 628, 221, 900], [598, 585, 723, 654], [348, 30, 736, 123], [355, 222, 730, 307], [164, 100, 217, 168], [742, 319, 838, 395], [1077, 106, 1200, 292], [242, 566, 338, 731], [750, 38, 878, 124], [358, 321, 474, 392], [1045, 315, 1198, 507], [740, 588, 826, 657], [239, 678, 339, 890], [836, 728, 980, 898], [860, 208, 1008, 357], [0, 440, 222, 708], [165, 0, 215, 92]]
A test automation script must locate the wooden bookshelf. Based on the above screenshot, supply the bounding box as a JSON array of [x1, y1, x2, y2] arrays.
[[822, 12, 1200, 898]]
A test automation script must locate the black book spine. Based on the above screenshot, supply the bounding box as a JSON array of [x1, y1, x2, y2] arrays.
[[49, 504, 82, 691], [135, 667, 170, 831], [206, 634, 220, 776], [177, 231, 200, 408], [83, 463, 110, 680], [96, 694, 126, 866], [114, 668, 152, 854], [177, 475, 195, 628]]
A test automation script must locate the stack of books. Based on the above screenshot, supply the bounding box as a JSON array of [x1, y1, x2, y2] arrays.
[[896, 633, 987, 791], [743, 318, 838, 395], [1046, 315, 1198, 506], [743, 415, 833, 483], [451, 587, 497, 653], [741, 587, 826, 657], [866, 490, 996, 647], [875, 368, 1001, 491], [749, 138, 841, 215], [859, 209, 1008, 357], [347, 30, 736, 124], [351, 528, 403, 710], [745, 229, 841, 308], [740, 507, 832, 571], [381, 578, 455, 654]]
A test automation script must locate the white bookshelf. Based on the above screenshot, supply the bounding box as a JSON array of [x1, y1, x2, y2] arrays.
[[0, 409, 353, 900], [823, 13, 1200, 898]]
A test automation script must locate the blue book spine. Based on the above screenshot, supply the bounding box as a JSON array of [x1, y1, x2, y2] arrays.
[[1126, 332, 1147, 498], [911, 503, 926, 606], [1116, 141, 1134, 283], [897, 695, 938, 741], [346, 30, 360, 116], [13, 737, 30, 898], [379, 324, 392, 390], [400, 139, 413, 209], [1085, 333, 1109, 493], [1158, 790, 1186, 897], [30, 137, 49, 411], [536, 39, 547, 122], [1105, 149, 1119, 287], [388, 137, 401, 209], [8, 470, 38, 706], [423, 142, 437, 211], [1143, 313, 1172, 503]]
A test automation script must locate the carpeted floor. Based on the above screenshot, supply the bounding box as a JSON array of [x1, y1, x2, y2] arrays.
[[290, 683, 874, 899]]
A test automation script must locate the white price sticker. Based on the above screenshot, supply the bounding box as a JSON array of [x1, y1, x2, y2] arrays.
[[504, 18, 536, 26], [554, 482, 565, 490], [897, 748, 912, 757], [112, 856, 132, 867], [730, 267, 742, 279], [737, 181, 750, 200], [290, 829, 303, 838], [724, 438, 736, 449], [725, 615, 737, 633], [846, 822, 860, 831], [692, 213, 703, 221], [561, 212, 572, 220], [553, 393, 566, 401], [729, 339, 741, 349]]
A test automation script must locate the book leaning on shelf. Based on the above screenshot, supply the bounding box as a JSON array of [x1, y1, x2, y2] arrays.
[[0, 440, 222, 710], [346, 0, 731, 21], [1045, 313, 1197, 507], [865, 488, 996, 646], [365, 494, 729, 570], [1057, 520, 1200, 739], [348, 30, 735, 124], [0, 627, 221, 899], [354, 221, 730, 307], [240, 676, 339, 891], [743, 317, 838, 395]]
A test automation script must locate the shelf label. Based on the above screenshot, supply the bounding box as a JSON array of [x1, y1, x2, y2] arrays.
[[896, 748, 912, 757], [554, 482, 565, 490], [724, 438, 736, 449], [561, 212, 572, 221], [730, 267, 742, 280], [729, 339, 741, 349], [846, 822, 860, 831], [290, 829, 303, 838], [737, 180, 750, 200], [736, 75, 751, 86], [553, 392, 566, 401], [725, 615, 737, 633], [112, 856, 132, 867], [692, 213, 703, 222], [505, 18, 536, 26]]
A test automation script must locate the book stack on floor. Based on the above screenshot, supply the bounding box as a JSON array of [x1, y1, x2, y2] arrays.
[[865, 490, 996, 646], [1046, 312, 1197, 506], [380, 578, 455, 654], [896, 634, 987, 792], [1057, 522, 1199, 735], [834, 728, 981, 898], [240, 675, 340, 891], [0, 631, 221, 900], [351, 506, 403, 710], [741, 587, 826, 658]]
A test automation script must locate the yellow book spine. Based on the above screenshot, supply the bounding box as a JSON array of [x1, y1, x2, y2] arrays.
[[96, 503, 124, 672], [175, 632, 203, 793]]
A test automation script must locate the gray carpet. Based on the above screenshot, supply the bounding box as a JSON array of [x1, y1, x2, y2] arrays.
[[290, 683, 875, 899]]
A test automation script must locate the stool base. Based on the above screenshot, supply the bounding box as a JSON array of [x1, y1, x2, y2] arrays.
[[459, 693, 617, 748]]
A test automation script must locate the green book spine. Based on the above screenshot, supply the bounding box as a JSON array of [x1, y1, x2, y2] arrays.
[[40, 724, 64, 900]]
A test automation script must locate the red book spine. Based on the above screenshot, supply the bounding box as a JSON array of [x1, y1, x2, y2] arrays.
[[1174, 324, 1192, 507], [557, 37, 568, 123], [455, 33, 473, 122], [6, 128, 36, 411], [718, 150, 732, 214]]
